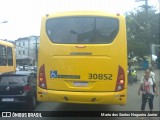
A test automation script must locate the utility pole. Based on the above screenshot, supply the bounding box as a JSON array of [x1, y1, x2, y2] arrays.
[[145, 0, 148, 18], [34, 36, 39, 66], [135, 0, 149, 14], [135, 0, 149, 25], [135, 0, 150, 26], [135, 0, 152, 66], [135, 0, 150, 43]]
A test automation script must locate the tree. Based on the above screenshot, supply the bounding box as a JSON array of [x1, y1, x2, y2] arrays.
[[126, 7, 159, 59]]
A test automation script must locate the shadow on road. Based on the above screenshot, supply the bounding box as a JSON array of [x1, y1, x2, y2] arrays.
[[52, 103, 114, 111], [0, 103, 38, 111]]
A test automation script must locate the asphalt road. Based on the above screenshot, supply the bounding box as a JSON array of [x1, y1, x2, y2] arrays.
[[0, 70, 159, 120]]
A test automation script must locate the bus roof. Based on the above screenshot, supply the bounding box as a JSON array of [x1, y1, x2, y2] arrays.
[[44, 11, 125, 19], [0, 40, 14, 48]]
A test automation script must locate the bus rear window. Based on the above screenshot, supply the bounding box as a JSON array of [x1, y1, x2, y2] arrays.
[[46, 17, 119, 44]]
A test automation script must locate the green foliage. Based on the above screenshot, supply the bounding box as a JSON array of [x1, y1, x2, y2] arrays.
[[126, 7, 159, 59]]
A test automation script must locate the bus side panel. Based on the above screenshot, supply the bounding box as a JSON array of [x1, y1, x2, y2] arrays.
[[0, 40, 16, 73]]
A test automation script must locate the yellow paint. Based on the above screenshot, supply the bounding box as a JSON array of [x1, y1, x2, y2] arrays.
[[0, 40, 16, 73], [37, 11, 127, 104]]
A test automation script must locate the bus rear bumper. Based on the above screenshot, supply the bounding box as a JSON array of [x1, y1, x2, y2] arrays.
[[37, 87, 127, 105]]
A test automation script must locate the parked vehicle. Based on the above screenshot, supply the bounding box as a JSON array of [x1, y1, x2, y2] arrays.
[[0, 71, 37, 109], [24, 65, 30, 71], [30, 66, 37, 73], [16, 65, 37, 74], [128, 66, 138, 85], [16, 66, 23, 71]]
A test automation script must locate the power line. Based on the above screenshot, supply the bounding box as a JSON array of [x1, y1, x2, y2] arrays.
[[154, 0, 159, 9]]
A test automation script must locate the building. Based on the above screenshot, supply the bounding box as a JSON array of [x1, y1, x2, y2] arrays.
[[15, 36, 39, 66]]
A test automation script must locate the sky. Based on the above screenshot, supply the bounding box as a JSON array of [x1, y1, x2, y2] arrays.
[[0, 0, 159, 40]]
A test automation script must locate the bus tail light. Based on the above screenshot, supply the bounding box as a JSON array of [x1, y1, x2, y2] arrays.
[[38, 64, 47, 89], [115, 66, 125, 91]]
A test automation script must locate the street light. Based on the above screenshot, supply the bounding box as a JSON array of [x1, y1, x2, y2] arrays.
[[0, 20, 8, 24], [0, 20, 8, 40]]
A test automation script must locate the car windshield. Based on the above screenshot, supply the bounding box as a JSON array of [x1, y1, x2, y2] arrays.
[[46, 17, 119, 44], [0, 75, 27, 85]]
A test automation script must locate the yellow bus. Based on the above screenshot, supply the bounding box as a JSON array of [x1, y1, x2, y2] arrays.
[[0, 40, 16, 74], [37, 11, 127, 105]]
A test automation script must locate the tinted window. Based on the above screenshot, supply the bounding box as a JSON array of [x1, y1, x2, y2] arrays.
[[46, 17, 119, 44], [0, 76, 27, 84], [7, 47, 13, 66], [0, 45, 7, 66]]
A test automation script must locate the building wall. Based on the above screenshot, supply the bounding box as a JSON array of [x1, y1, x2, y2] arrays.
[[15, 36, 39, 66], [16, 37, 29, 60]]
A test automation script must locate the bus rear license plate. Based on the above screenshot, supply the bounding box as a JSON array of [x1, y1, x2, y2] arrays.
[[2, 98, 14, 102], [73, 82, 88, 87]]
